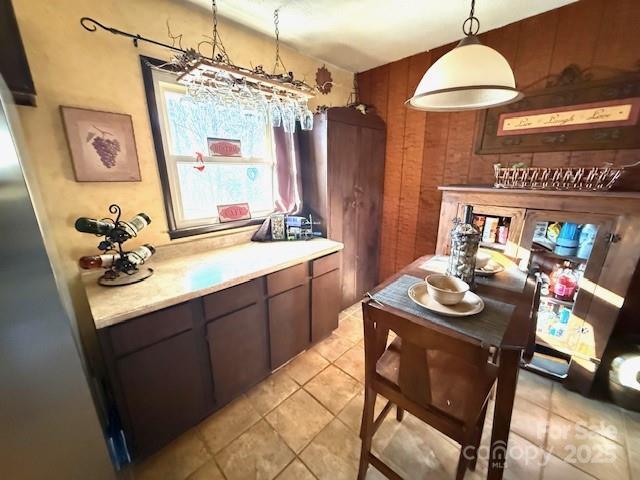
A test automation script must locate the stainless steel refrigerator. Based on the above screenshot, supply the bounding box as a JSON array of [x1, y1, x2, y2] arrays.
[[0, 78, 115, 478]]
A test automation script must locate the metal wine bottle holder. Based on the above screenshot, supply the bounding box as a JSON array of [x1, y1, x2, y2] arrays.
[[95, 204, 153, 286]]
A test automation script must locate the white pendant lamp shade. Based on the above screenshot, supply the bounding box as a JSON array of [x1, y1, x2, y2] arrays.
[[406, 37, 522, 112]]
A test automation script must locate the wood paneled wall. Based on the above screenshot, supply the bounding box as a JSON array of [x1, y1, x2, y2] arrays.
[[357, 0, 640, 280]]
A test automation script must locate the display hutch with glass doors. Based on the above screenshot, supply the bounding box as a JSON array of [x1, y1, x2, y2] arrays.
[[435, 185, 640, 395]]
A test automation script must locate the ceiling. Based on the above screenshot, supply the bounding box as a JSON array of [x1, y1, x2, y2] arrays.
[[185, 0, 576, 72]]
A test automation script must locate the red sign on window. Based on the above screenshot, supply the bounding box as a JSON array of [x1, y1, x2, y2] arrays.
[[207, 137, 242, 157], [217, 203, 251, 223]]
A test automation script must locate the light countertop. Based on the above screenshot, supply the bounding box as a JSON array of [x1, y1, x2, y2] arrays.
[[82, 238, 343, 329]]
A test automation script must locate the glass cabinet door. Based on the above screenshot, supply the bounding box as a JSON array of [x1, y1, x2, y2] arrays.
[[518, 211, 616, 375]]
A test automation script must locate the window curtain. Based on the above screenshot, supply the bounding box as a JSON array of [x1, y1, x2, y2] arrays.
[[273, 126, 303, 214]]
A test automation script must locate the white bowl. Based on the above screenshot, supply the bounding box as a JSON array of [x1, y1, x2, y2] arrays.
[[425, 274, 470, 306], [476, 251, 492, 269]]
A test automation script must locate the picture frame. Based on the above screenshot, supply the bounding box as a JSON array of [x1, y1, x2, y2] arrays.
[[475, 66, 640, 154], [60, 106, 141, 182], [270, 213, 286, 240]]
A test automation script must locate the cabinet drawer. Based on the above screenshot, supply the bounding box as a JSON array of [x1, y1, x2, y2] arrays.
[[311, 252, 341, 277], [203, 278, 264, 320], [266, 262, 308, 296], [109, 302, 194, 357]]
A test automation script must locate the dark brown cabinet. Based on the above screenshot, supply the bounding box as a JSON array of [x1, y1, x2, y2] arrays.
[[116, 330, 208, 457], [301, 108, 386, 309], [100, 301, 212, 459], [206, 303, 270, 406], [268, 284, 310, 369], [98, 253, 341, 460]]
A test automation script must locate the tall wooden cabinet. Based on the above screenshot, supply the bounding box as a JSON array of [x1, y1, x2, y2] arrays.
[[301, 108, 386, 309]]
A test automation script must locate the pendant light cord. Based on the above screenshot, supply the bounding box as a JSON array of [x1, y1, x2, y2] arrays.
[[462, 0, 480, 36]]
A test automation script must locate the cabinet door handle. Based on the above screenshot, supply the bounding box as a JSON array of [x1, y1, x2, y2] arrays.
[[606, 233, 622, 243]]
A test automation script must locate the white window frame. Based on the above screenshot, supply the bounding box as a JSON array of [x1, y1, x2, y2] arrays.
[[151, 68, 276, 232]]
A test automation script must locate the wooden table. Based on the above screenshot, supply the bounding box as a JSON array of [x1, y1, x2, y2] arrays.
[[367, 254, 535, 480]]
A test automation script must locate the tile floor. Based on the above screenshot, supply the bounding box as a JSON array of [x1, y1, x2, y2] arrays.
[[128, 303, 639, 480]]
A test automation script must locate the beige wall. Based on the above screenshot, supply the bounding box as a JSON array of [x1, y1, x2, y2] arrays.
[[13, 0, 353, 370]]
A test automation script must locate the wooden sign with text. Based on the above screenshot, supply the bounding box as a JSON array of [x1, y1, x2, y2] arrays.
[[476, 67, 640, 154]]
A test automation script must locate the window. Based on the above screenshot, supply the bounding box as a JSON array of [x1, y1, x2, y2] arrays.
[[145, 61, 276, 237]]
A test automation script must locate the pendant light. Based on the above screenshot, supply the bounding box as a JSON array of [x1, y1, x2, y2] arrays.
[[406, 0, 522, 112]]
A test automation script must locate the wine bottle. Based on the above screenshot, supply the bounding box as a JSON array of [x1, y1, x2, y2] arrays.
[[497, 218, 509, 245], [126, 213, 151, 235], [462, 205, 474, 225], [78, 253, 120, 269], [128, 244, 156, 265], [75, 217, 114, 235]]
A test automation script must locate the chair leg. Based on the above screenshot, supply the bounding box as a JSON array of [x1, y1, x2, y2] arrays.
[[359, 388, 378, 439], [396, 406, 404, 422], [470, 403, 489, 471], [456, 444, 471, 480], [358, 387, 377, 480], [457, 408, 488, 480]]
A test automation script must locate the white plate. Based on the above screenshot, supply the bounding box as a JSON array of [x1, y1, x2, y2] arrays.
[[407, 282, 485, 317], [475, 261, 505, 277]]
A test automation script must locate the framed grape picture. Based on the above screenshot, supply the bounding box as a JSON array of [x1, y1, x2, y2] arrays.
[[60, 106, 141, 182]]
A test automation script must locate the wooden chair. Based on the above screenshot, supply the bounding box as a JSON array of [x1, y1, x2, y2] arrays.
[[358, 301, 499, 480]]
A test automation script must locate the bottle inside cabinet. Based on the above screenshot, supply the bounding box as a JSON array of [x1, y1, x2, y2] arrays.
[[527, 220, 599, 378], [472, 214, 511, 252]]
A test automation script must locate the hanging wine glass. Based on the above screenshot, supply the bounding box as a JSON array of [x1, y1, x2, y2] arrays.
[[295, 98, 313, 131], [215, 70, 233, 88], [301, 106, 314, 131], [256, 91, 270, 123], [281, 98, 296, 133], [243, 97, 259, 121], [270, 96, 283, 128], [293, 98, 303, 124], [237, 83, 253, 111]]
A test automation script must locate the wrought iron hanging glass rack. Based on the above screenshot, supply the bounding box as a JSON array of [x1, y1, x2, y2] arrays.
[[79, 1, 315, 131], [79, 17, 315, 98]]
